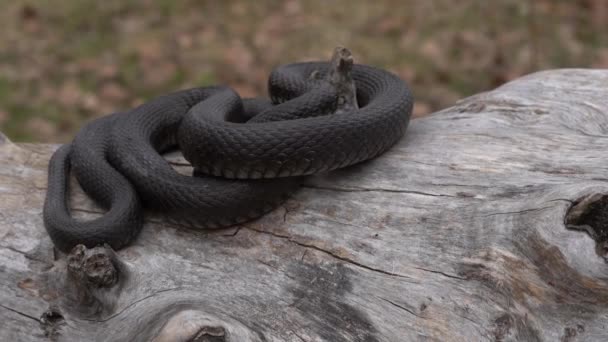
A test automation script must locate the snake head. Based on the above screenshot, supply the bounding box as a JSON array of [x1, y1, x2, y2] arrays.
[[331, 46, 354, 74], [328, 46, 358, 112], [308, 46, 353, 80]]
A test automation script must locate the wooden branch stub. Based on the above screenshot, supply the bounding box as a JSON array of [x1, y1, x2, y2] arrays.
[[61, 244, 127, 318], [67, 244, 120, 288]]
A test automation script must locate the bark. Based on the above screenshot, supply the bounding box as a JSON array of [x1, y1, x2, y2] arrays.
[[1, 69, 608, 341]]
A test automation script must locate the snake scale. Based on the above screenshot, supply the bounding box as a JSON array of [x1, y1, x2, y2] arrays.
[[43, 48, 414, 253]]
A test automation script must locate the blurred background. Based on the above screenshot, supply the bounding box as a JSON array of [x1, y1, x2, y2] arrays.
[[0, 0, 607, 142]]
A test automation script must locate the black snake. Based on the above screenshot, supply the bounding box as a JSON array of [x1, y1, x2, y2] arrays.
[[43, 48, 414, 253]]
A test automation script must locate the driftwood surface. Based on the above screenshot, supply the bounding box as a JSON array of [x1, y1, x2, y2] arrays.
[[1, 69, 608, 341]]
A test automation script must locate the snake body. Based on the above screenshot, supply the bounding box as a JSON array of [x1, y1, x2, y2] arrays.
[[44, 52, 414, 253]]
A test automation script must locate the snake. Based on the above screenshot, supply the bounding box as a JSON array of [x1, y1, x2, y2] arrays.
[[43, 48, 414, 253]]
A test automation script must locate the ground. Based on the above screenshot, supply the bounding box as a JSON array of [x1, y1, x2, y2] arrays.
[[0, 0, 607, 142]]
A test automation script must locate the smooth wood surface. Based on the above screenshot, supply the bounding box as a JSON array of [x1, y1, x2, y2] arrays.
[[1, 69, 608, 341]]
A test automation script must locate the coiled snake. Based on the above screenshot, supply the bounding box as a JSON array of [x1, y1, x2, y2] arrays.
[[43, 48, 414, 253]]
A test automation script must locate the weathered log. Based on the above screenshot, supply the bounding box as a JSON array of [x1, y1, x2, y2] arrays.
[[1, 69, 608, 341]]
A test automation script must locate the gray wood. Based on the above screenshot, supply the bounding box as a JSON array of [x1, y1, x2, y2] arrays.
[[1, 69, 608, 341]]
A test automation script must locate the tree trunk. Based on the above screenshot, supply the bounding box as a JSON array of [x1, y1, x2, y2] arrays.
[[1, 69, 607, 341]]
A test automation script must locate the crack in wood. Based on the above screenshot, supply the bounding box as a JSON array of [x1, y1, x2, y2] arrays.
[[301, 184, 457, 197], [224, 226, 242, 237], [255, 258, 297, 281], [481, 206, 555, 218], [282, 205, 290, 223], [0, 244, 51, 265], [300, 211, 374, 231], [377, 296, 424, 319], [0, 303, 40, 322], [243, 226, 414, 280], [291, 330, 308, 342], [568, 127, 608, 139], [412, 266, 467, 281]]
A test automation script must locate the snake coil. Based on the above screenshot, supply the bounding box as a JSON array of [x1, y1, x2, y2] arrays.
[[43, 48, 414, 252]]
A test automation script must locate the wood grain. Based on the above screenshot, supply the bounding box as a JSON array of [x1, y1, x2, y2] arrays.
[[1, 69, 607, 341]]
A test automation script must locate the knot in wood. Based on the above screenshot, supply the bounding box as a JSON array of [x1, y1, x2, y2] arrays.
[[67, 244, 118, 287], [189, 326, 226, 342], [566, 194, 608, 260]]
